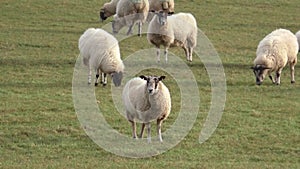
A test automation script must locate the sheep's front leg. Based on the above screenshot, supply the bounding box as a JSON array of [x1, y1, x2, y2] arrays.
[[95, 69, 100, 86], [146, 123, 151, 143], [137, 22, 142, 37], [139, 123, 146, 138], [188, 47, 193, 62], [126, 24, 134, 36], [269, 75, 275, 84], [164, 47, 169, 63], [88, 66, 92, 85], [129, 120, 137, 139], [156, 48, 161, 63], [101, 73, 107, 86], [275, 69, 283, 85], [157, 119, 163, 142]]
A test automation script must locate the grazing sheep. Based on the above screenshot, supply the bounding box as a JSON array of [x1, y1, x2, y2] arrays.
[[251, 28, 298, 85], [296, 30, 300, 52], [147, 0, 175, 21], [99, 0, 120, 21], [147, 11, 197, 62], [78, 28, 124, 86], [122, 75, 171, 143], [112, 0, 149, 37]]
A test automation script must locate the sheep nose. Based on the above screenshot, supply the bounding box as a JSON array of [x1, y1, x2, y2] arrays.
[[148, 89, 153, 93]]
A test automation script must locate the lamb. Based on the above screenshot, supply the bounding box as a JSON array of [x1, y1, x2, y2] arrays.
[[99, 0, 120, 21], [147, 11, 197, 62], [112, 0, 149, 37], [296, 30, 300, 52], [147, 0, 175, 22], [78, 28, 124, 86], [251, 28, 299, 85], [122, 75, 171, 143]]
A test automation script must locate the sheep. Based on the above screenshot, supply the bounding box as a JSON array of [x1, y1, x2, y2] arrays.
[[99, 0, 120, 21], [147, 11, 197, 62], [296, 30, 300, 52], [112, 0, 149, 37], [251, 28, 299, 85], [147, 0, 175, 22], [122, 75, 171, 143], [78, 28, 124, 87]]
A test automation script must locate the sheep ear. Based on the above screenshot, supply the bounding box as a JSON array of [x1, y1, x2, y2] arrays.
[[159, 76, 166, 81], [139, 75, 147, 80]]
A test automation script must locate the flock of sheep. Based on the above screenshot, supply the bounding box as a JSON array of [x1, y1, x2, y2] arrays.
[[78, 0, 300, 143]]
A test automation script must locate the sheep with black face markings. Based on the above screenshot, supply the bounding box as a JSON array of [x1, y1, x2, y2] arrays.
[[147, 11, 197, 62], [122, 75, 171, 143], [78, 28, 124, 86], [99, 0, 120, 21], [251, 28, 298, 85]]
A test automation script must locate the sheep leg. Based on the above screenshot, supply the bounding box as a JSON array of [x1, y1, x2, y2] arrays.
[[157, 119, 163, 142], [269, 75, 275, 84], [137, 22, 142, 37], [101, 73, 107, 86], [146, 123, 151, 143], [290, 63, 296, 83], [183, 47, 190, 62], [126, 24, 134, 36], [130, 120, 137, 139], [188, 47, 193, 62], [156, 48, 161, 63], [95, 69, 100, 86], [164, 47, 169, 63], [88, 66, 92, 85], [139, 123, 146, 138], [275, 69, 282, 85]]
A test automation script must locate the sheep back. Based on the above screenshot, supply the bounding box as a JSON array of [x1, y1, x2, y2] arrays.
[[254, 29, 298, 70], [78, 28, 124, 74], [148, 12, 197, 48]]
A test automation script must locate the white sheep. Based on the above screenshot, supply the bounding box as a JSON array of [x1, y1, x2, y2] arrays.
[[147, 0, 175, 22], [99, 0, 120, 21], [112, 0, 149, 37], [147, 11, 197, 62], [251, 28, 299, 85], [296, 30, 300, 52], [122, 75, 171, 143], [78, 28, 124, 86]]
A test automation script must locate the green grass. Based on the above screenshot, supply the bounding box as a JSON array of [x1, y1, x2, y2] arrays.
[[1, 0, 299, 168]]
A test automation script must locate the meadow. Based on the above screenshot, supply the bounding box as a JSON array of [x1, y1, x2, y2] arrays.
[[0, 0, 299, 168]]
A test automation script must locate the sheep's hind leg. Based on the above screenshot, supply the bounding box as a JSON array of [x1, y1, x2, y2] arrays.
[[290, 62, 296, 83], [269, 75, 275, 84], [146, 123, 151, 143], [157, 119, 163, 142], [126, 24, 134, 36]]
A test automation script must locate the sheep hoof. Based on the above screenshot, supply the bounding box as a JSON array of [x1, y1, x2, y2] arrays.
[[102, 83, 107, 87], [291, 80, 295, 84], [95, 83, 98, 86]]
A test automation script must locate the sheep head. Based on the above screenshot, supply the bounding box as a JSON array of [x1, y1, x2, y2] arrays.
[[154, 10, 168, 26], [140, 75, 166, 95], [100, 8, 108, 21], [251, 65, 271, 85], [111, 71, 123, 87]]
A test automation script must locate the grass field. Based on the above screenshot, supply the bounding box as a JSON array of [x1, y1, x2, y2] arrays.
[[1, 0, 299, 168]]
